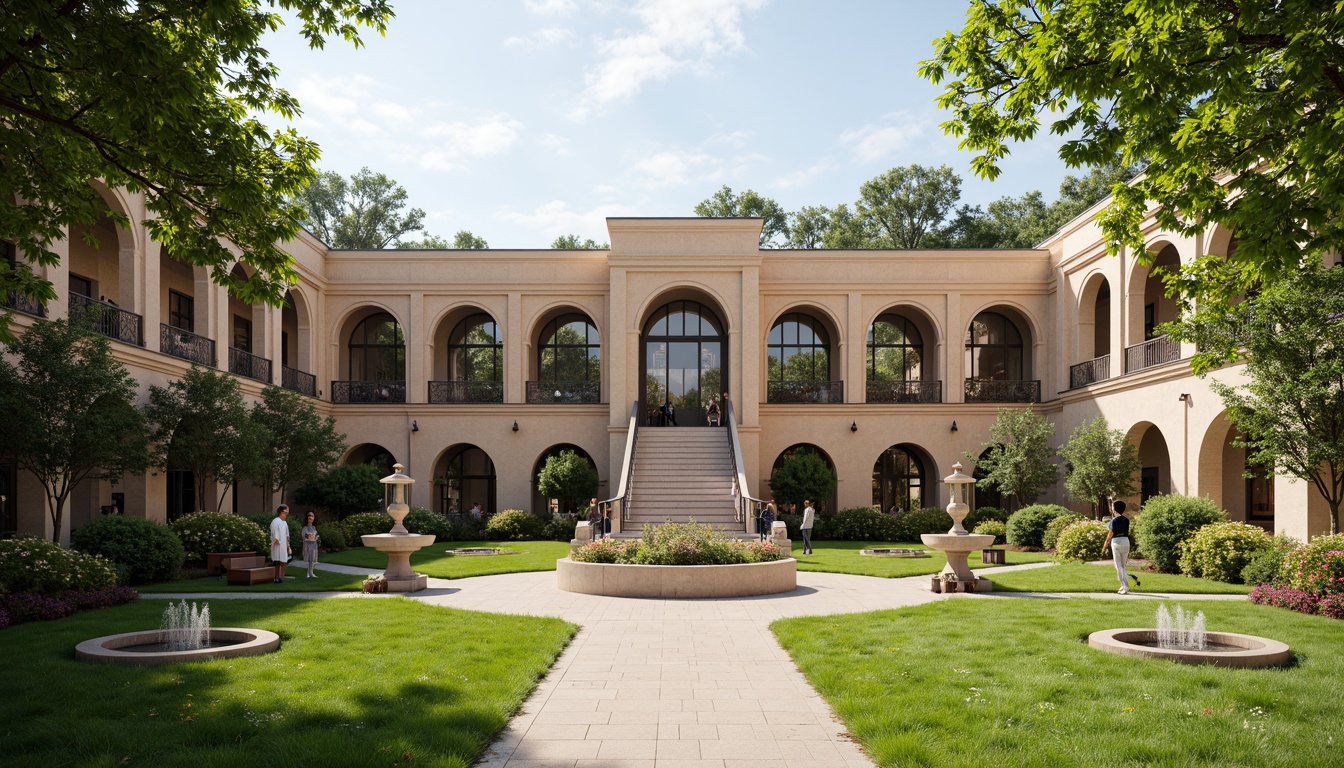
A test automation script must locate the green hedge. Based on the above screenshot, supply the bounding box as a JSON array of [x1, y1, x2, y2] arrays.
[[314, 523, 347, 551], [0, 537, 119, 594], [1132, 495, 1225, 573], [485, 509, 545, 541], [1178, 522, 1273, 583], [342, 512, 394, 546], [1006, 504, 1073, 548], [1241, 535, 1299, 586], [1041, 513, 1087, 550], [71, 516, 185, 583], [169, 512, 266, 563], [972, 520, 1007, 545], [570, 522, 782, 565]]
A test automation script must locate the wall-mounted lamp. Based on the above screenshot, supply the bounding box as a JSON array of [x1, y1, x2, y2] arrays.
[[512, 420, 519, 432], [411, 420, 419, 433], [1178, 393, 1190, 403], [318, 389, 323, 397], [950, 420, 958, 432], [850, 421, 858, 433]]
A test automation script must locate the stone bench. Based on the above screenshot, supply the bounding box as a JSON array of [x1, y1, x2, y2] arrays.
[[225, 556, 274, 585]]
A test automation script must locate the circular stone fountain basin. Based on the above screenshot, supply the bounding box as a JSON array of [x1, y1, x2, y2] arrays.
[[859, 548, 930, 557], [1088, 628, 1291, 668], [446, 547, 513, 556], [920, 533, 996, 551], [76, 628, 280, 666]]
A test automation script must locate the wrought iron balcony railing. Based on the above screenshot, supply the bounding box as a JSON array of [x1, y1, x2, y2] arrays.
[[765, 380, 844, 404], [228, 347, 272, 383], [1068, 354, 1111, 389], [70, 293, 142, 346], [865, 379, 942, 404], [964, 378, 1041, 403], [331, 380, 406, 404], [2, 291, 45, 318], [160, 323, 215, 367], [1124, 334, 1181, 373], [429, 380, 505, 404], [526, 380, 601, 404], [282, 366, 317, 397]]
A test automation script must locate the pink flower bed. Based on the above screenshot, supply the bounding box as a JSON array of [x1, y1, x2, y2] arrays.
[[0, 585, 139, 628]]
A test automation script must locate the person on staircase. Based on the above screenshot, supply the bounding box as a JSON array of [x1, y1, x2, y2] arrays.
[[706, 395, 721, 426], [587, 497, 603, 540], [801, 499, 815, 555]]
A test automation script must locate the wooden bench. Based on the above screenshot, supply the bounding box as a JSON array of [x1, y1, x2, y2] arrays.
[[981, 548, 1006, 565], [207, 551, 258, 575], [225, 556, 275, 585]]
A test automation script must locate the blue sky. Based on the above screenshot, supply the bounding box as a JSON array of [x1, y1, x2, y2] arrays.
[[265, 1, 1074, 247]]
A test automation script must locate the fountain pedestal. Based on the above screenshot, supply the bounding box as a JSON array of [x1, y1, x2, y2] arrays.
[[920, 462, 994, 593], [363, 463, 436, 592]]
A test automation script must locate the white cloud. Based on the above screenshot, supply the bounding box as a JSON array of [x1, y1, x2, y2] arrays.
[[631, 150, 714, 188], [540, 133, 572, 156], [503, 27, 576, 48], [525, 0, 578, 16], [705, 130, 752, 148], [569, 0, 768, 120], [838, 112, 929, 163], [291, 74, 523, 173], [497, 199, 636, 240], [772, 160, 831, 190]]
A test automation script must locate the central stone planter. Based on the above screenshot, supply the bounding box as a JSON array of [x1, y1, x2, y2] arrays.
[[557, 558, 797, 599]]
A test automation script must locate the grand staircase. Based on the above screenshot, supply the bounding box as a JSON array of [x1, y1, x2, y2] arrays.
[[623, 427, 741, 529]]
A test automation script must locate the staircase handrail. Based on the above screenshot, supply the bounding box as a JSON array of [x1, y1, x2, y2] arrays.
[[600, 400, 640, 526], [725, 400, 765, 530]]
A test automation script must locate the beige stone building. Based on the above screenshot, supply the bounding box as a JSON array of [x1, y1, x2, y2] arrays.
[[3, 184, 1334, 544]]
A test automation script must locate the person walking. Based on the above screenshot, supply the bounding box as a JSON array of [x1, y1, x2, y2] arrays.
[[800, 499, 815, 555], [759, 498, 777, 541], [301, 511, 320, 578], [587, 497, 603, 540], [706, 395, 721, 426], [269, 504, 291, 583], [1103, 500, 1140, 594]]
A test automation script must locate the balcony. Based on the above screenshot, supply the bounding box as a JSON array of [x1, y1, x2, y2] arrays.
[[3, 290, 45, 318], [1068, 354, 1111, 389], [1124, 334, 1181, 373], [429, 380, 505, 404], [228, 347, 272, 384], [70, 293, 143, 346], [865, 380, 942, 404], [964, 378, 1041, 403], [331, 380, 406, 404], [282, 366, 317, 397], [766, 380, 844, 404], [526, 380, 600, 404], [160, 323, 215, 367]]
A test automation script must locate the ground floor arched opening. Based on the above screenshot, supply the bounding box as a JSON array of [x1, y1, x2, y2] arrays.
[[971, 448, 1004, 511], [769, 443, 838, 514], [344, 443, 397, 477], [434, 444, 497, 518], [1198, 410, 1274, 529], [531, 444, 600, 518], [1127, 422, 1172, 507], [872, 443, 933, 513]]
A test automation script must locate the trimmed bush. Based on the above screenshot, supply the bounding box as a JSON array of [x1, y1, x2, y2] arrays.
[[1281, 533, 1344, 596], [1131, 495, 1226, 573], [245, 513, 301, 549], [402, 507, 451, 539], [827, 508, 900, 541], [447, 517, 487, 542], [963, 506, 1009, 530], [71, 516, 185, 583], [0, 537, 118, 595], [1241, 535, 1299, 586], [1041, 513, 1088, 550], [170, 512, 267, 563], [972, 520, 1007, 545], [1054, 519, 1110, 562], [485, 509, 545, 541], [315, 523, 347, 551], [891, 508, 954, 543], [1005, 504, 1073, 548], [1177, 522, 1273, 583], [542, 516, 579, 542], [342, 512, 394, 546]]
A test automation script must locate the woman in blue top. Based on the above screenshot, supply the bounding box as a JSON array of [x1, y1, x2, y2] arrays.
[[1103, 500, 1140, 594]]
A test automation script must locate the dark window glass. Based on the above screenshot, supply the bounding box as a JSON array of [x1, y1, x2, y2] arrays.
[[539, 314, 601, 384], [868, 314, 924, 383], [233, 315, 252, 353], [448, 313, 503, 383], [169, 290, 194, 332], [965, 311, 1024, 380], [767, 313, 830, 384], [348, 312, 405, 381], [70, 273, 94, 299], [873, 445, 925, 512]]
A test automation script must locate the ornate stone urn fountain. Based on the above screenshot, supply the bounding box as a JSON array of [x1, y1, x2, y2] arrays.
[[361, 463, 435, 592], [921, 462, 994, 592]]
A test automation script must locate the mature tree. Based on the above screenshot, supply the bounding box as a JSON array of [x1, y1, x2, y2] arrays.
[[921, 1, 1344, 304], [0, 319, 149, 542], [768, 448, 837, 513], [551, 234, 608, 249], [855, 165, 962, 249], [1057, 417, 1141, 518], [0, 1, 393, 338], [693, 185, 790, 247], [968, 407, 1058, 511], [785, 205, 833, 249], [297, 167, 425, 248], [536, 450, 599, 517], [293, 463, 383, 519], [1175, 266, 1344, 534], [820, 203, 874, 249], [249, 386, 346, 505], [395, 233, 450, 249], [145, 366, 267, 513], [451, 230, 488, 249]]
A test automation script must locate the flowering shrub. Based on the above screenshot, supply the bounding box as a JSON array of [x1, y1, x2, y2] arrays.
[[570, 537, 636, 563], [570, 522, 783, 565], [0, 537, 118, 594], [1041, 513, 1087, 550], [1132, 495, 1226, 573], [1320, 594, 1344, 620], [742, 540, 782, 563], [71, 516, 186, 583], [0, 585, 138, 627], [1249, 584, 1321, 615], [1177, 522, 1274, 583], [169, 512, 266, 563], [972, 520, 1007, 545], [1006, 505, 1073, 548], [485, 509, 545, 541], [1054, 520, 1109, 562], [1280, 534, 1344, 596], [342, 512, 394, 546]]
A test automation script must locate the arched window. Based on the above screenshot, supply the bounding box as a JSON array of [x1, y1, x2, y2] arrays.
[[873, 445, 926, 513], [766, 313, 834, 403], [642, 300, 726, 425], [534, 314, 601, 403], [965, 311, 1023, 381], [449, 313, 503, 385], [348, 313, 405, 381], [867, 313, 934, 402], [439, 445, 497, 517]]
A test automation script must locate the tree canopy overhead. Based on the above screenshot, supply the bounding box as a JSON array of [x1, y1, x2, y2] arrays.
[[298, 167, 426, 249], [693, 186, 790, 247], [920, 0, 1344, 302], [0, 0, 393, 332]]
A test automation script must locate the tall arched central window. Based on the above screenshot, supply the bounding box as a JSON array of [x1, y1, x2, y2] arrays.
[[449, 314, 503, 385], [965, 311, 1023, 381], [867, 313, 933, 402], [348, 313, 405, 381], [766, 313, 834, 403], [534, 314, 600, 403], [873, 445, 926, 513]]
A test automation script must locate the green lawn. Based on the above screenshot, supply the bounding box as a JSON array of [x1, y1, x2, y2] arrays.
[[1, 598, 575, 768], [774, 599, 1342, 768], [138, 564, 367, 593], [795, 540, 1054, 578], [323, 540, 571, 579], [988, 562, 1252, 594]]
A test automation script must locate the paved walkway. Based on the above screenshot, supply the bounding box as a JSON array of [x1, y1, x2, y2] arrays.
[[140, 561, 1247, 768]]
